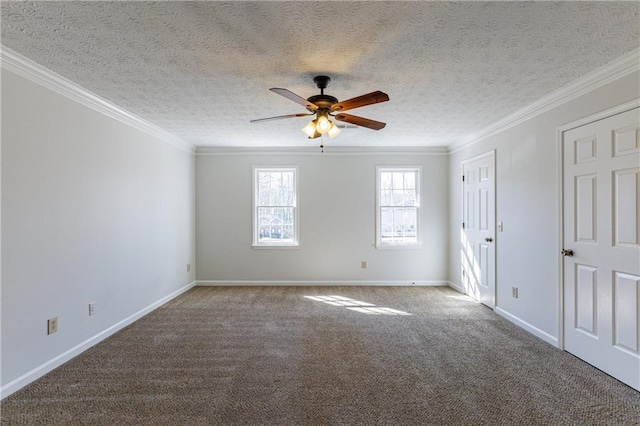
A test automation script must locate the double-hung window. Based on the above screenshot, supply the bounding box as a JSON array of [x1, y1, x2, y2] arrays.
[[376, 167, 421, 247], [253, 167, 298, 247]]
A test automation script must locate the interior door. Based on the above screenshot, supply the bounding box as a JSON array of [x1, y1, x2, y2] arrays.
[[563, 107, 640, 391], [462, 151, 496, 308]]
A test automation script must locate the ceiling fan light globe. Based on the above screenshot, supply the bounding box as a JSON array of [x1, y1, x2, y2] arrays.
[[316, 112, 331, 134], [328, 122, 341, 139], [302, 120, 317, 138]]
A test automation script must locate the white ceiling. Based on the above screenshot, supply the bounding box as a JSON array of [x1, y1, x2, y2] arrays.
[[1, 1, 638, 148]]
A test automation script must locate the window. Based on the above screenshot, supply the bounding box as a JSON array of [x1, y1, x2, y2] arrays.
[[253, 167, 298, 247], [376, 167, 421, 247]]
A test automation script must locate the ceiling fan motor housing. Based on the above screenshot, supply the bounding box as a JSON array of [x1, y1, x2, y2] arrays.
[[306, 94, 338, 111], [307, 75, 337, 112]]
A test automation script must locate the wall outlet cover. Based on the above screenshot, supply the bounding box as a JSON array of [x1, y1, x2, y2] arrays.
[[47, 317, 58, 335]]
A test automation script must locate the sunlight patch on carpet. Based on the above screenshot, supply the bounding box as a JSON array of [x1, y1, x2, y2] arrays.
[[304, 295, 411, 315]]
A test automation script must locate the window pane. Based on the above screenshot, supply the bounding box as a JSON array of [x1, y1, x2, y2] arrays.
[[404, 172, 415, 190], [259, 191, 269, 206], [391, 190, 402, 206], [282, 224, 293, 240], [270, 172, 282, 189], [393, 172, 404, 189], [284, 189, 294, 206], [257, 206, 295, 242], [381, 207, 393, 225], [268, 189, 282, 206], [259, 173, 270, 192], [381, 172, 392, 190], [258, 171, 296, 208], [404, 189, 416, 206], [381, 190, 392, 206], [282, 172, 293, 189]]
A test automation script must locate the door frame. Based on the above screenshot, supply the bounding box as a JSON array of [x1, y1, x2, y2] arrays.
[[461, 149, 496, 308], [556, 98, 640, 350]]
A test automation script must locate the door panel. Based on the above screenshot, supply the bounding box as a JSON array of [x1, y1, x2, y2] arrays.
[[462, 151, 495, 308], [575, 263, 597, 336], [613, 169, 640, 247], [613, 272, 639, 354], [574, 136, 597, 163], [575, 174, 597, 243], [479, 188, 489, 230], [613, 125, 640, 156], [563, 107, 640, 391]]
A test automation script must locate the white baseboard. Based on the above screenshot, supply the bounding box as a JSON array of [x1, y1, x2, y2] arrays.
[[447, 281, 465, 293], [446, 283, 559, 347], [494, 307, 558, 347], [1, 281, 196, 399], [196, 280, 449, 287]]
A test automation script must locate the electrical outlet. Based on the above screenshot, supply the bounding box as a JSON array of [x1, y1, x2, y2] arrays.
[[361, 261, 367, 269], [187, 264, 191, 272], [47, 317, 58, 335], [89, 303, 96, 316], [512, 287, 519, 299]]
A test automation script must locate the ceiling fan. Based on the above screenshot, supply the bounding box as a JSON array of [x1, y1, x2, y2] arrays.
[[250, 75, 389, 141]]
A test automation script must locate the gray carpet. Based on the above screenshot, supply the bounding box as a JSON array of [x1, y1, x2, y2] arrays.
[[2, 286, 639, 425]]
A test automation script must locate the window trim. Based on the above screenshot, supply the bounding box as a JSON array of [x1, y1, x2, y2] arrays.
[[252, 166, 299, 248], [375, 166, 422, 248]]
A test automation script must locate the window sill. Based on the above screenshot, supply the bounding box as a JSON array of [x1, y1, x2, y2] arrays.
[[375, 243, 422, 250], [252, 244, 299, 250]]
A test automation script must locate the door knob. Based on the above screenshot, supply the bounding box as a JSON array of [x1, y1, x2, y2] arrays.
[[484, 237, 493, 242], [561, 249, 574, 257]]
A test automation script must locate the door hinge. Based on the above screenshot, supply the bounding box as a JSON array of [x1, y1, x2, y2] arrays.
[[462, 175, 465, 182], [462, 222, 465, 229]]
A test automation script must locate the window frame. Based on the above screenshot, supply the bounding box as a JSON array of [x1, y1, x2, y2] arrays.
[[252, 166, 299, 248], [375, 166, 422, 248]]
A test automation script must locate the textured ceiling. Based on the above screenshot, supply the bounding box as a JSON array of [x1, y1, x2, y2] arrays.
[[1, 1, 638, 148]]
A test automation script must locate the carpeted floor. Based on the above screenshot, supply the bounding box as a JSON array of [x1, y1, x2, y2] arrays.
[[2, 286, 639, 425]]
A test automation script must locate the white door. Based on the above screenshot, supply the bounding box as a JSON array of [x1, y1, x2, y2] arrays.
[[462, 151, 496, 308], [563, 107, 640, 391]]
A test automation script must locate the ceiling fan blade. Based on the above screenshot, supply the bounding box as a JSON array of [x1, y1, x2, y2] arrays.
[[250, 113, 313, 123], [333, 113, 386, 130], [330, 91, 389, 112], [270, 88, 319, 111]]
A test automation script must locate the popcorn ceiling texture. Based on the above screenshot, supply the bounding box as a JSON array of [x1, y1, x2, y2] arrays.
[[1, 1, 638, 148]]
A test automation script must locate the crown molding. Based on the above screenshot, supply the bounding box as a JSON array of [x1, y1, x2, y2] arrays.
[[1, 46, 195, 154], [448, 47, 640, 153], [196, 145, 449, 156]]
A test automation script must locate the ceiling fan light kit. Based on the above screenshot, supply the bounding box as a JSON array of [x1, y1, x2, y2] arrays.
[[251, 75, 389, 149]]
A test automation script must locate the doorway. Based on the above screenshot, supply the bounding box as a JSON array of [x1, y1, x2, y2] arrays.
[[461, 150, 496, 308], [562, 106, 640, 391]]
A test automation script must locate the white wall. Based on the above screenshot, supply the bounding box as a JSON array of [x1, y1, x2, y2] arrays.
[[448, 71, 640, 344], [1, 69, 196, 395], [196, 151, 449, 284]]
